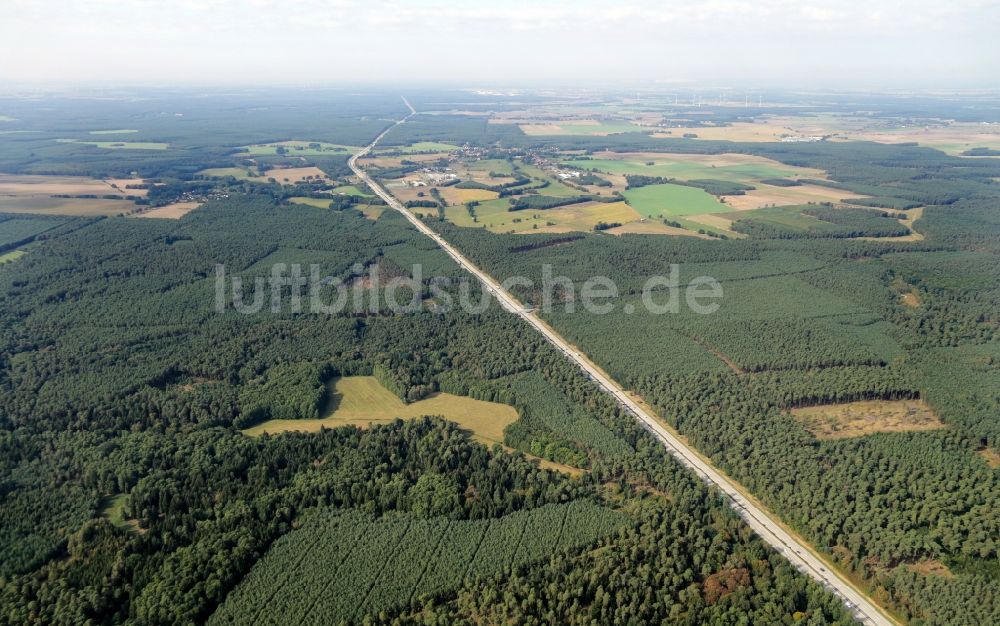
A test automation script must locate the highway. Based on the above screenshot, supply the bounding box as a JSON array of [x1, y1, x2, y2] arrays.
[[348, 99, 898, 626]]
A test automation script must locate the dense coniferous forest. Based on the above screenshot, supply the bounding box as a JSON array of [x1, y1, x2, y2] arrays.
[[438, 123, 1000, 625], [1, 90, 998, 625], [0, 189, 853, 624]]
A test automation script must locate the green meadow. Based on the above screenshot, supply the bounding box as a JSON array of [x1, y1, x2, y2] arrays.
[[56, 138, 169, 150], [565, 158, 798, 183], [623, 183, 727, 217], [242, 141, 358, 156]]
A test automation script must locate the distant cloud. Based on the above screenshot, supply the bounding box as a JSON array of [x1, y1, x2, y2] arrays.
[[1, 0, 996, 86]]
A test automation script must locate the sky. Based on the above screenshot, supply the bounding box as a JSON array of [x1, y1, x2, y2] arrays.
[[1, 0, 997, 88]]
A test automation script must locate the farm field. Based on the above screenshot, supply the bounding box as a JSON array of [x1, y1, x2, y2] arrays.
[[653, 114, 1000, 155], [517, 120, 649, 136], [377, 141, 461, 153], [565, 151, 819, 183], [361, 152, 444, 168], [198, 166, 257, 179], [447, 198, 642, 234], [838, 121, 1000, 155], [623, 183, 727, 217], [0, 173, 143, 197], [438, 186, 499, 204], [0, 173, 142, 215], [56, 138, 169, 150], [605, 220, 710, 237], [791, 399, 944, 440], [134, 201, 201, 219], [722, 182, 866, 210], [0, 195, 133, 216], [652, 121, 800, 142], [250, 166, 330, 184], [514, 162, 581, 196], [521, 201, 642, 233], [88, 129, 139, 135], [238, 140, 357, 156], [330, 184, 374, 197], [209, 502, 628, 625], [0, 250, 26, 264], [243, 376, 519, 444], [287, 196, 331, 208]]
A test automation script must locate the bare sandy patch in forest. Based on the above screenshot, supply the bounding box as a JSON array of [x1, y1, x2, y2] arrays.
[[900, 292, 922, 307], [905, 560, 954, 578], [792, 398, 943, 440], [978, 447, 1000, 468]]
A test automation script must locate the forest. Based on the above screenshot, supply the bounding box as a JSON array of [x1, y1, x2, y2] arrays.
[[437, 119, 1000, 625], [1, 89, 998, 625], [0, 187, 853, 625]]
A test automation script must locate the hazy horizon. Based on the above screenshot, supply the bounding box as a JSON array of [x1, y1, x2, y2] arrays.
[[2, 0, 998, 89]]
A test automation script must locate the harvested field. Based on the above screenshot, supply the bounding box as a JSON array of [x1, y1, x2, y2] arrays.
[[386, 183, 435, 205], [252, 166, 330, 185], [438, 187, 498, 204], [722, 183, 867, 210], [792, 398, 944, 440], [606, 220, 710, 238], [843, 122, 1000, 155], [0, 196, 133, 216], [652, 121, 793, 142], [514, 201, 641, 234], [684, 213, 738, 231], [0, 173, 138, 197], [243, 376, 518, 445], [102, 177, 149, 197], [134, 202, 201, 219], [519, 120, 648, 136]]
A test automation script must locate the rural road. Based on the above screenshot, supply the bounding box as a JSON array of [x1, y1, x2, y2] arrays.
[[348, 99, 898, 626]]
